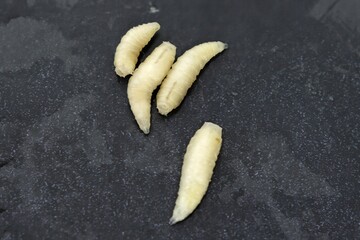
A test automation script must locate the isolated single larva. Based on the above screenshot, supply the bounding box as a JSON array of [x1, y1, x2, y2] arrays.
[[170, 122, 223, 224], [114, 22, 160, 77], [127, 42, 176, 134], [156, 41, 227, 115]]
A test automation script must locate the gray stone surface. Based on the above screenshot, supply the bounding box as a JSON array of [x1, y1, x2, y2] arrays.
[[0, 0, 359, 239]]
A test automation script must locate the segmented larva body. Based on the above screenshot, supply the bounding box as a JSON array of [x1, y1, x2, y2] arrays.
[[170, 122, 223, 224], [127, 42, 176, 134], [114, 22, 160, 77], [156, 41, 227, 115]]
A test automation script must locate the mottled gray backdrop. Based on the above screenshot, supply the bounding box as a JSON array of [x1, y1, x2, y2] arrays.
[[0, 0, 359, 239]]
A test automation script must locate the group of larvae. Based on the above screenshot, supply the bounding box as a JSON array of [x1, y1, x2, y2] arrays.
[[114, 22, 227, 224]]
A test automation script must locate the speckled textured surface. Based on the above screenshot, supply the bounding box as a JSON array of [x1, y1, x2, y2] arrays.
[[0, 0, 359, 239]]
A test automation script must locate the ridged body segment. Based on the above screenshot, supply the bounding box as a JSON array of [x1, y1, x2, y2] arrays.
[[170, 122, 223, 224], [127, 42, 176, 134], [114, 22, 160, 77], [157, 42, 227, 115]]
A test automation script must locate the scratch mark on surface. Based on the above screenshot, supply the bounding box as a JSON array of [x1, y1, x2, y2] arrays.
[[319, 0, 341, 21]]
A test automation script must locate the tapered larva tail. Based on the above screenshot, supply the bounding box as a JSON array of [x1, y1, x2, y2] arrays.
[[114, 22, 160, 77], [127, 42, 176, 134], [156, 41, 227, 115], [170, 122, 223, 225]]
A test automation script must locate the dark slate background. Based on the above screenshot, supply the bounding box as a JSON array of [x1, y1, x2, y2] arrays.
[[0, 0, 359, 239]]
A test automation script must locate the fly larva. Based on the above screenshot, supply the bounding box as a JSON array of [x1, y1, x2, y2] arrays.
[[114, 22, 160, 77], [127, 42, 176, 134], [170, 122, 223, 224], [156, 41, 227, 115]]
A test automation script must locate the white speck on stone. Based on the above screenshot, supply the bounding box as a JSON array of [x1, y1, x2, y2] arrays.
[[271, 46, 279, 52], [149, 2, 160, 13]]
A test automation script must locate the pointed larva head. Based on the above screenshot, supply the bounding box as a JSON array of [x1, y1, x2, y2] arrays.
[[141, 127, 150, 135], [169, 217, 178, 225], [146, 22, 160, 31], [140, 123, 150, 134], [169, 208, 187, 225], [161, 41, 176, 51], [215, 41, 228, 51], [130, 22, 160, 34], [135, 116, 151, 134]]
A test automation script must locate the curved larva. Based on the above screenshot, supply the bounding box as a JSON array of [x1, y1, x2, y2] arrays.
[[156, 41, 227, 115], [127, 42, 176, 134], [170, 122, 223, 225], [114, 22, 160, 77]]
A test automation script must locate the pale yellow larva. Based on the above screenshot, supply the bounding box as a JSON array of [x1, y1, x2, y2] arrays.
[[127, 42, 176, 134], [170, 122, 223, 225], [156, 41, 227, 115], [114, 22, 160, 77]]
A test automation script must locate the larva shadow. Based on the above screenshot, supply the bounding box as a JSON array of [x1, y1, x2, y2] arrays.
[[116, 74, 131, 83], [0, 161, 10, 169], [0, 156, 13, 169]]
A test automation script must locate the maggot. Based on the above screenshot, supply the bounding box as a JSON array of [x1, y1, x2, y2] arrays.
[[170, 122, 223, 224], [114, 22, 160, 77], [156, 41, 227, 115], [127, 42, 176, 134]]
